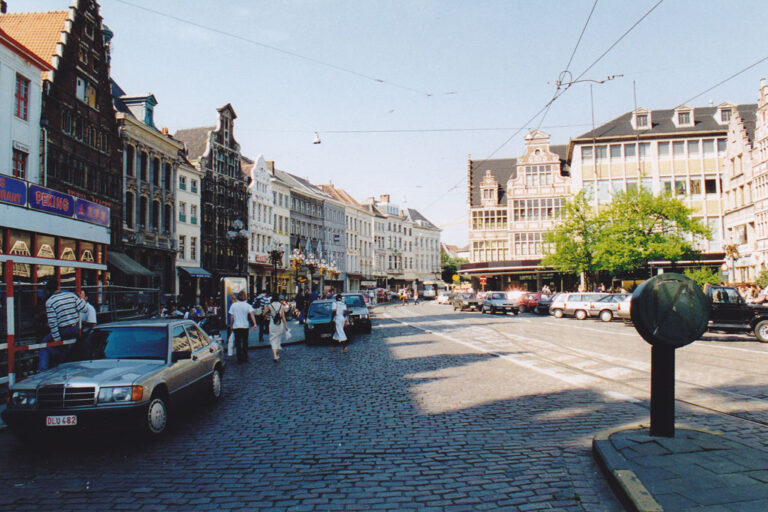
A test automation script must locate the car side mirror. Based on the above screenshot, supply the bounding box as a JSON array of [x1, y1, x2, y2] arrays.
[[172, 350, 192, 362]]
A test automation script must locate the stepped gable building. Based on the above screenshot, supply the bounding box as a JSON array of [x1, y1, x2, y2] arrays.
[[0, 1, 123, 250], [112, 80, 182, 294], [174, 104, 248, 297], [462, 130, 570, 291], [568, 102, 756, 274]]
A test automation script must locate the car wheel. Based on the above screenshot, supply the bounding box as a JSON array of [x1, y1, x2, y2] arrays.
[[553, 309, 563, 318], [600, 310, 613, 322], [755, 320, 768, 342], [533, 306, 540, 314], [575, 310, 587, 320], [481, 306, 486, 314], [145, 391, 169, 436], [208, 367, 223, 402], [519, 305, 527, 314], [490, 307, 496, 314]]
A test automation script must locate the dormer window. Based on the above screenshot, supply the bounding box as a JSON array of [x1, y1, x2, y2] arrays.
[[677, 111, 691, 125], [721, 108, 732, 123], [632, 108, 651, 130], [636, 114, 648, 128], [144, 106, 153, 127]]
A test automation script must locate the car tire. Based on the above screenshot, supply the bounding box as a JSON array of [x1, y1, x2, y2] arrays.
[[519, 305, 527, 314], [575, 310, 587, 320], [481, 306, 486, 314], [755, 321, 768, 342], [600, 310, 613, 322], [144, 390, 169, 437], [208, 366, 223, 402], [553, 309, 563, 319]]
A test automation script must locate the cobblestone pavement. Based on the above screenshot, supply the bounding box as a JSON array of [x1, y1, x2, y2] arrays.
[[2, 302, 767, 510]]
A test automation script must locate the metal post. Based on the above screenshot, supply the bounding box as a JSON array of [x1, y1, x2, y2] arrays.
[[650, 344, 675, 437], [6, 259, 16, 387], [75, 268, 82, 296]]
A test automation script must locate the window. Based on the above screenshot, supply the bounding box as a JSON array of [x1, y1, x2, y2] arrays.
[[636, 114, 648, 127], [140, 152, 148, 181], [179, 201, 186, 222], [139, 197, 148, 227], [673, 141, 685, 159], [78, 45, 89, 65], [15, 74, 30, 120], [703, 139, 715, 157], [674, 179, 687, 196], [164, 204, 171, 232], [689, 178, 702, 196], [595, 145, 607, 162], [12, 149, 27, 179], [677, 111, 691, 125], [717, 138, 727, 156], [191, 237, 197, 260], [639, 143, 650, 158], [179, 176, 186, 190], [688, 140, 700, 156], [191, 179, 197, 193], [61, 110, 72, 134], [179, 235, 186, 260], [658, 142, 670, 157], [610, 145, 622, 159], [125, 192, 134, 229], [623, 144, 636, 158], [84, 20, 95, 39], [191, 205, 197, 224], [152, 201, 160, 230], [705, 177, 718, 195], [172, 325, 191, 352], [721, 109, 732, 123], [76, 77, 97, 107]]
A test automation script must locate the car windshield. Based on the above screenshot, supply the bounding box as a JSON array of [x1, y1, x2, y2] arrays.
[[65, 326, 168, 362], [344, 296, 365, 308], [308, 302, 333, 319], [460, 293, 475, 299], [491, 293, 505, 299]]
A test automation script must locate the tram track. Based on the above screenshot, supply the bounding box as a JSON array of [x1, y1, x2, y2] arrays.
[[382, 307, 768, 431]]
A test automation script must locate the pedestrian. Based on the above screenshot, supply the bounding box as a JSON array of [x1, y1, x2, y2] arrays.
[[295, 288, 306, 324], [78, 290, 97, 331], [228, 291, 257, 364], [331, 293, 349, 352], [413, 288, 419, 304], [39, 280, 88, 371], [267, 294, 290, 362], [401, 288, 407, 306], [258, 289, 272, 342]]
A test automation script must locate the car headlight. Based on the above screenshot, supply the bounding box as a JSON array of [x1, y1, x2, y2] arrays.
[[10, 390, 37, 408], [307, 324, 314, 330], [98, 386, 143, 403], [361, 314, 369, 319]]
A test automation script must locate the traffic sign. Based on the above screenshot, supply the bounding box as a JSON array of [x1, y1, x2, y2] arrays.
[[479, 275, 487, 284], [452, 274, 459, 282]]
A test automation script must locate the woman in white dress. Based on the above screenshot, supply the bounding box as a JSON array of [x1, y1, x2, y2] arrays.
[[267, 295, 289, 362], [332, 294, 349, 352]]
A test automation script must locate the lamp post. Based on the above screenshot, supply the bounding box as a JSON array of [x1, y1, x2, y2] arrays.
[[225, 219, 249, 275], [268, 242, 284, 295]]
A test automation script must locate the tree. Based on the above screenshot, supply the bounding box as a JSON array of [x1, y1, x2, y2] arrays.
[[683, 267, 720, 288], [593, 189, 710, 275], [441, 252, 468, 284], [542, 191, 604, 288]]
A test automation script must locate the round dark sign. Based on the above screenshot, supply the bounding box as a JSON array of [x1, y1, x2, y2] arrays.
[[630, 273, 709, 348]]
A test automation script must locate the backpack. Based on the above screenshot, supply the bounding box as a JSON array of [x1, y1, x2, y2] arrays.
[[271, 304, 282, 325]]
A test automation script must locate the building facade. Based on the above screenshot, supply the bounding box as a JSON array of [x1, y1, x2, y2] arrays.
[[269, 162, 293, 295], [322, 198, 346, 291], [0, 1, 124, 250], [245, 155, 274, 292], [174, 154, 205, 304], [114, 85, 180, 295], [175, 104, 248, 298]]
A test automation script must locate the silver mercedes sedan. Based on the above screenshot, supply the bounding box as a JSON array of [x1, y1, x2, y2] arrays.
[[2, 319, 225, 439]]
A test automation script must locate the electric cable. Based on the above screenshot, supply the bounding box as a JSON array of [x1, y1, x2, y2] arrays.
[[678, 54, 768, 107]]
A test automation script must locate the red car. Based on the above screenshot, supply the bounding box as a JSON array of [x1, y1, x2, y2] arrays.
[[519, 292, 552, 314]]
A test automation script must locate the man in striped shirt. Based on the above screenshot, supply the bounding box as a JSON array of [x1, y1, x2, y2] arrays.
[[38, 280, 88, 371]]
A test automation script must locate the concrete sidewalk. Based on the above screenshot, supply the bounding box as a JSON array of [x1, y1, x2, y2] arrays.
[[593, 425, 768, 511]]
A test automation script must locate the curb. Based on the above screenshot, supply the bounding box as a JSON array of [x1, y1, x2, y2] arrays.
[[592, 424, 663, 512]]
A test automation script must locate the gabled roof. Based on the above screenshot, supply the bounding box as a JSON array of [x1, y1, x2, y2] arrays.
[[468, 157, 516, 207], [318, 184, 361, 207], [406, 208, 439, 230], [0, 10, 69, 73], [573, 104, 757, 141], [0, 27, 53, 71], [174, 127, 214, 161]]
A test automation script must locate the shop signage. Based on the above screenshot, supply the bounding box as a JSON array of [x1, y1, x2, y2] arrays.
[[29, 184, 75, 217], [361, 280, 377, 286], [0, 175, 27, 206], [75, 198, 110, 227], [254, 255, 268, 263]]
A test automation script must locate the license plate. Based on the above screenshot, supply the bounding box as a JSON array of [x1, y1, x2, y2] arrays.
[[46, 415, 77, 427], [320, 333, 332, 338]]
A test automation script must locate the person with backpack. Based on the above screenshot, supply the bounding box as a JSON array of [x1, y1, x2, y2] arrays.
[[267, 294, 289, 362]]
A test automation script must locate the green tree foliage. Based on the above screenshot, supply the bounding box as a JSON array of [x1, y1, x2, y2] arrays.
[[441, 251, 468, 284], [541, 191, 603, 285], [683, 267, 720, 288], [756, 270, 768, 288], [593, 189, 710, 275]]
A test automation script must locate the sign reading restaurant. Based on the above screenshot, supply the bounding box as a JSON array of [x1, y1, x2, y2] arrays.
[[0, 175, 110, 227]]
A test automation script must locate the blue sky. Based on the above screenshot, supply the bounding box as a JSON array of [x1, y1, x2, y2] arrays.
[[19, 0, 768, 245]]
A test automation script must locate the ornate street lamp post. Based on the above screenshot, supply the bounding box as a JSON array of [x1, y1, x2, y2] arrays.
[[225, 219, 249, 275]]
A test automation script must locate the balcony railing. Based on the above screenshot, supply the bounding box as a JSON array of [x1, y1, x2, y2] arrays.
[[191, 217, 197, 224], [179, 214, 186, 222]]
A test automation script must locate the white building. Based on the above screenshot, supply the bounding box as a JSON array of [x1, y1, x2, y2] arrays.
[[245, 155, 274, 291], [408, 208, 442, 282], [174, 154, 205, 303], [268, 161, 293, 293]]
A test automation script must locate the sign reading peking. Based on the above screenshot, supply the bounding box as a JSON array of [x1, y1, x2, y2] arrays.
[[0, 175, 27, 206], [29, 184, 75, 217]]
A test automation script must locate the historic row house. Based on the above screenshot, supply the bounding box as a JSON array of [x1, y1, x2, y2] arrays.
[[175, 104, 248, 296], [0, 0, 123, 258]]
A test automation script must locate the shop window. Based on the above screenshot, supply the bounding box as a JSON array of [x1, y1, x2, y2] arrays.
[[79, 242, 95, 262]]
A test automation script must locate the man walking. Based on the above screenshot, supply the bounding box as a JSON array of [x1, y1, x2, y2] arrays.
[[39, 280, 88, 371], [295, 288, 306, 324], [228, 291, 257, 364], [258, 289, 272, 342]]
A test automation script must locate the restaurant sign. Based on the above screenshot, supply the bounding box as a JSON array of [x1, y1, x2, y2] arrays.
[[0, 175, 110, 227]]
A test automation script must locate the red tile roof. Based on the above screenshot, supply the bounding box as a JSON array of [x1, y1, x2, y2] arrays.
[[0, 11, 69, 68]]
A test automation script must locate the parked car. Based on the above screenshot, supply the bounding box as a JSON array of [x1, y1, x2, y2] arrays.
[[341, 293, 372, 333], [436, 292, 452, 304], [452, 292, 480, 311], [705, 285, 768, 341], [481, 291, 519, 314], [2, 319, 225, 440], [305, 299, 352, 344], [505, 290, 526, 309], [549, 293, 608, 319], [615, 294, 633, 321], [586, 294, 629, 322], [519, 292, 553, 314]]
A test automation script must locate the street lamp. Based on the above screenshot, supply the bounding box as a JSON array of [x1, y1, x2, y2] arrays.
[[268, 241, 284, 294], [225, 218, 249, 274]]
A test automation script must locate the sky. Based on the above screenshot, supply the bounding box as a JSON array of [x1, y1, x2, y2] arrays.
[[17, 0, 768, 246]]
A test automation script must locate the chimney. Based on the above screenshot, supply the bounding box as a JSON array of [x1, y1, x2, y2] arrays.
[[379, 194, 390, 203], [0, 2, 7, 14], [267, 161, 275, 173], [161, 127, 169, 135]]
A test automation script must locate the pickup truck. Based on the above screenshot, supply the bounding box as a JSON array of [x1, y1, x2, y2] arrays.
[[706, 285, 768, 342]]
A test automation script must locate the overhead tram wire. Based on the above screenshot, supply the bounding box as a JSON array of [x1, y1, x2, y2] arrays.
[[677, 54, 768, 108], [113, 0, 433, 97], [424, 1, 664, 213]]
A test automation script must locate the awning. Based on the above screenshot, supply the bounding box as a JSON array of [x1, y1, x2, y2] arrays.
[[347, 273, 364, 280], [179, 266, 213, 278], [107, 251, 155, 277]]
